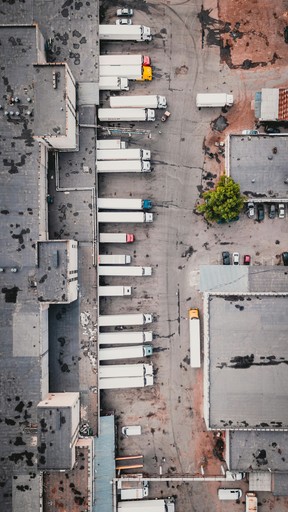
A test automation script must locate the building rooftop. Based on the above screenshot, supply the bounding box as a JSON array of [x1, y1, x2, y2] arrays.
[[227, 134, 288, 200], [33, 64, 67, 137], [204, 293, 288, 430], [200, 266, 288, 293], [228, 430, 288, 472]]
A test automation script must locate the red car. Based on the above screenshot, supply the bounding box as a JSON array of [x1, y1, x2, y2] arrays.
[[243, 255, 251, 265]]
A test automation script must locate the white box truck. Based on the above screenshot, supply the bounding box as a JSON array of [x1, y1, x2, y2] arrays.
[[196, 93, 234, 107], [99, 25, 152, 42], [99, 374, 153, 389], [98, 108, 155, 122], [99, 232, 134, 243], [99, 76, 129, 91], [99, 345, 153, 361], [110, 95, 167, 109], [99, 313, 153, 327], [97, 139, 126, 150], [98, 331, 153, 345], [98, 212, 153, 223], [98, 254, 131, 264], [98, 198, 152, 210], [97, 149, 151, 160], [246, 493, 257, 512], [96, 160, 151, 173], [98, 266, 152, 276], [188, 308, 201, 368], [100, 65, 143, 79], [99, 55, 150, 66], [99, 363, 153, 378], [98, 286, 131, 297]]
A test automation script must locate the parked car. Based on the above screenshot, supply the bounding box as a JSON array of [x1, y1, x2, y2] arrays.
[[222, 251, 230, 265], [257, 203, 265, 221], [233, 252, 239, 265], [116, 8, 134, 16], [282, 252, 288, 266], [116, 18, 132, 25], [243, 255, 251, 265], [279, 203, 285, 219], [242, 129, 259, 135], [226, 471, 245, 481], [247, 202, 255, 218], [269, 204, 276, 219], [264, 126, 280, 134]]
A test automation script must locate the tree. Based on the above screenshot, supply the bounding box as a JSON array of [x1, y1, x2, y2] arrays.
[[197, 176, 245, 223]]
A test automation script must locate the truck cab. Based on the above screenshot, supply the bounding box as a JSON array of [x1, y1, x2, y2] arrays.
[[143, 199, 152, 209]]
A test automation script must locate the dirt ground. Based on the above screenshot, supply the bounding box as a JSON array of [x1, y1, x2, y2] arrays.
[[202, 0, 288, 177]]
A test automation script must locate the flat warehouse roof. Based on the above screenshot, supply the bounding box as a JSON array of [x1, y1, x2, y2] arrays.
[[205, 293, 288, 430], [228, 135, 288, 199]]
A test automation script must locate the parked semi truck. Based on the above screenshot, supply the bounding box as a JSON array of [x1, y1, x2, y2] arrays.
[[99, 76, 129, 91], [98, 331, 153, 345], [98, 313, 153, 327], [117, 475, 149, 501], [99, 374, 153, 389], [99, 25, 152, 42], [96, 160, 151, 173], [97, 139, 126, 150], [110, 95, 167, 109], [97, 148, 151, 160], [97, 198, 152, 210], [188, 308, 201, 368], [98, 108, 155, 122], [196, 93, 234, 107], [98, 286, 131, 297], [99, 65, 152, 81], [98, 266, 152, 276], [99, 55, 151, 66], [98, 254, 131, 265], [99, 232, 134, 243], [118, 498, 175, 511], [99, 345, 153, 361], [98, 212, 153, 223], [100, 363, 153, 378]]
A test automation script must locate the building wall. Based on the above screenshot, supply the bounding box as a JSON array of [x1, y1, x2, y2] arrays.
[[38, 142, 49, 242], [67, 240, 78, 302]]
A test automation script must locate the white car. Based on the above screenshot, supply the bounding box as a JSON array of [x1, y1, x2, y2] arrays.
[[116, 18, 132, 25], [116, 8, 133, 16], [279, 203, 285, 219], [226, 471, 245, 481], [247, 202, 255, 218], [242, 129, 259, 135], [232, 252, 239, 265]]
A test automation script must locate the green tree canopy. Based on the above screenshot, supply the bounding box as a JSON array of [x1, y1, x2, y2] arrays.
[[197, 176, 245, 222]]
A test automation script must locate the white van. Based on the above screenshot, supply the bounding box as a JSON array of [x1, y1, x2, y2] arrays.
[[218, 488, 242, 500], [121, 425, 142, 436]]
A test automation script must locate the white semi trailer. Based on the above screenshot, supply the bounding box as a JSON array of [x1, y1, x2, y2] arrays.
[[98, 313, 153, 327], [99, 374, 153, 389], [99, 233, 134, 243], [96, 149, 151, 160], [196, 93, 234, 107], [99, 363, 153, 378], [99, 55, 150, 66], [99, 25, 152, 42], [99, 345, 153, 361], [97, 198, 152, 210], [96, 160, 151, 173], [99, 65, 143, 79], [98, 108, 155, 122], [98, 286, 131, 297], [98, 254, 131, 264], [98, 212, 153, 223], [110, 95, 167, 109], [98, 331, 153, 345], [118, 499, 175, 511], [98, 266, 152, 276], [97, 139, 126, 149], [99, 76, 129, 91]]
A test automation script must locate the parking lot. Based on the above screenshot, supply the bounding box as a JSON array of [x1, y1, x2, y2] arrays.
[[99, 0, 288, 510]]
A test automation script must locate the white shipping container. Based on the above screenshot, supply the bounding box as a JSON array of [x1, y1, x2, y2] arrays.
[[99, 233, 133, 243], [99, 76, 129, 91], [98, 254, 131, 264], [100, 55, 143, 66], [98, 198, 147, 210], [99, 375, 153, 389], [98, 331, 153, 345], [110, 95, 167, 109], [99, 363, 152, 378], [100, 65, 142, 79], [118, 499, 173, 511], [98, 313, 152, 326], [98, 266, 152, 276], [99, 345, 152, 360], [98, 286, 131, 296], [96, 160, 151, 173], [97, 149, 151, 160], [98, 108, 155, 122], [99, 25, 152, 42], [196, 93, 234, 107]]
